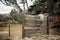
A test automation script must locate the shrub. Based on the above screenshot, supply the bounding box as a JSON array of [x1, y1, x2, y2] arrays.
[[0, 22, 7, 27], [54, 9, 60, 16]]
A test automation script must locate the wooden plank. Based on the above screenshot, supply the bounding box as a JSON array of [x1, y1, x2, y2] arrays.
[[25, 20, 41, 27], [25, 15, 40, 20], [25, 23, 40, 27], [24, 15, 41, 27], [24, 29, 41, 34], [23, 15, 49, 37]]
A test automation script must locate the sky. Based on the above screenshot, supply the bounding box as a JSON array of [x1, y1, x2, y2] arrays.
[[0, 0, 35, 14], [0, 1, 13, 14]]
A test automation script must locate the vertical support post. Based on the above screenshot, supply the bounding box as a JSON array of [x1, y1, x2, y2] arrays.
[[6, 21, 10, 40], [9, 22, 10, 36], [22, 0, 25, 38], [47, 16, 49, 35], [22, 16, 25, 38]]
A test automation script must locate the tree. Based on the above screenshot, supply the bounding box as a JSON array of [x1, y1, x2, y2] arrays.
[[0, 0, 22, 12], [0, 0, 35, 15], [10, 9, 23, 23], [54, 9, 60, 16], [28, 0, 60, 15], [28, 0, 47, 15]]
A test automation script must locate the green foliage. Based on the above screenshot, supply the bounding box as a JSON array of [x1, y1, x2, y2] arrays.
[[31, 10, 41, 15], [0, 22, 7, 27], [54, 9, 60, 16], [17, 19, 22, 24]]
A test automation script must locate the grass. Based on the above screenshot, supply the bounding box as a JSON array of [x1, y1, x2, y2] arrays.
[[0, 24, 22, 39]]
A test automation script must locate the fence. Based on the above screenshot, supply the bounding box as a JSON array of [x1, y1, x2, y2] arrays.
[[22, 15, 49, 38], [0, 15, 49, 40]]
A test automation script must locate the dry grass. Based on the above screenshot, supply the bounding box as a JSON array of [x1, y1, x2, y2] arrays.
[[0, 24, 60, 40], [0, 24, 22, 40]]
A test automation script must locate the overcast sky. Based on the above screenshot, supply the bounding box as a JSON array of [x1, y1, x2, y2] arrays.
[[0, 0, 35, 14], [0, 1, 13, 14]]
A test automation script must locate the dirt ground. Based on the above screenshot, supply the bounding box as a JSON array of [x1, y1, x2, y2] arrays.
[[0, 24, 60, 40]]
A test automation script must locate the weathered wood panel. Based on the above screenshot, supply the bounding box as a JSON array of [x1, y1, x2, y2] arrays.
[[23, 15, 48, 37], [24, 15, 41, 27]]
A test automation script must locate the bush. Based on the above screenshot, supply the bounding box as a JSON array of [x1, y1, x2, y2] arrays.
[[17, 19, 22, 24], [0, 22, 7, 27], [54, 9, 60, 16]]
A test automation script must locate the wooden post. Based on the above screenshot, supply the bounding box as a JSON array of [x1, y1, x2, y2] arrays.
[[22, 0, 25, 38], [9, 22, 10, 36], [22, 16, 25, 38], [47, 16, 49, 35], [6, 22, 10, 40]]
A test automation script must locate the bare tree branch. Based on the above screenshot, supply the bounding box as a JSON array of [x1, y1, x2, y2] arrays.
[[0, 0, 22, 12]]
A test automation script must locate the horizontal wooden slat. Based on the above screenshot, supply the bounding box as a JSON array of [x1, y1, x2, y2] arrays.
[[24, 29, 40, 34], [25, 15, 40, 19], [23, 15, 48, 37], [24, 15, 41, 27]]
